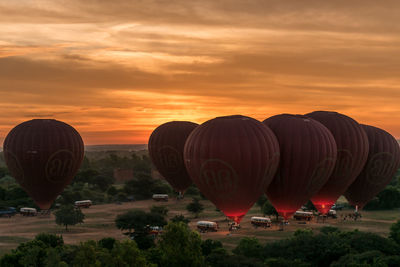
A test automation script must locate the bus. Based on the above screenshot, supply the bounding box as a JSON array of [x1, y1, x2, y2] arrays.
[[74, 200, 92, 208], [251, 216, 272, 228]]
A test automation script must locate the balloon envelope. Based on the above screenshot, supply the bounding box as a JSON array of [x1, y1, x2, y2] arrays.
[[184, 115, 280, 223], [3, 119, 84, 209], [263, 114, 337, 219], [306, 111, 369, 214], [344, 125, 400, 209], [148, 121, 198, 193]]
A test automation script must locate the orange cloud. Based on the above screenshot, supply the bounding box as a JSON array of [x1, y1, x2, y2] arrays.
[[0, 0, 399, 144]]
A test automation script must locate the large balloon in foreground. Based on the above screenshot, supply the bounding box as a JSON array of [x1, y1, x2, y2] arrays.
[[344, 125, 400, 209], [263, 114, 337, 219], [306, 111, 369, 214], [148, 121, 198, 193], [3, 119, 84, 209], [184, 115, 280, 223]]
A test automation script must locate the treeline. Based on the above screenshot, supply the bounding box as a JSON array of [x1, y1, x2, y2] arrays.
[[364, 168, 400, 210], [0, 151, 183, 209], [2, 221, 400, 266]]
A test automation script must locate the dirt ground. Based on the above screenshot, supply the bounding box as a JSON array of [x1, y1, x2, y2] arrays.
[[0, 198, 398, 255]]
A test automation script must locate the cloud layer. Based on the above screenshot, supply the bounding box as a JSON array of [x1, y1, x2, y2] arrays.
[[1, 0, 399, 144]]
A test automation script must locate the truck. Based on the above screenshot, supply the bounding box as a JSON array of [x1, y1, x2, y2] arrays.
[[197, 221, 218, 233], [74, 200, 92, 208], [327, 209, 337, 218], [20, 207, 37, 216], [331, 204, 344, 211], [152, 194, 169, 202], [251, 216, 272, 228], [293, 210, 313, 221], [0, 207, 17, 217]]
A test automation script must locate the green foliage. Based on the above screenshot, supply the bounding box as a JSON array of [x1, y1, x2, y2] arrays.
[[124, 173, 171, 200], [364, 186, 400, 210], [256, 194, 268, 207], [92, 175, 115, 191], [98, 237, 116, 251], [261, 200, 278, 219], [106, 186, 118, 197], [390, 220, 400, 245], [157, 222, 205, 267], [233, 237, 263, 259], [201, 239, 222, 256], [185, 185, 201, 196], [303, 200, 317, 211], [3, 223, 400, 266], [331, 250, 389, 267], [186, 198, 204, 218], [115, 210, 167, 234], [0, 167, 8, 179], [319, 226, 340, 235], [150, 205, 168, 217], [171, 214, 190, 224], [35, 233, 64, 248], [54, 205, 85, 231]]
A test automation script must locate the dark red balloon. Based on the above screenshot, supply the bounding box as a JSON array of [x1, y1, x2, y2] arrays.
[[344, 125, 400, 209], [3, 119, 84, 209], [148, 121, 198, 193], [184, 115, 280, 223], [263, 114, 337, 219], [306, 111, 369, 214]]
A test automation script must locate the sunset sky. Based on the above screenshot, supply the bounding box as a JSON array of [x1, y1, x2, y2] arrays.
[[1, 0, 400, 145]]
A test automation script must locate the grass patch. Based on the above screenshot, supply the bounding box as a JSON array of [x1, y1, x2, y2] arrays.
[[0, 236, 30, 243]]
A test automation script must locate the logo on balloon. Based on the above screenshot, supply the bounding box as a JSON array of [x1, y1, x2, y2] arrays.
[[158, 146, 183, 174], [46, 150, 75, 183], [365, 152, 396, 186], [330, 149, 353, 185], [200, 159, 239, 201], [307, 156, 336, 194], [4, 151, 25, 185]]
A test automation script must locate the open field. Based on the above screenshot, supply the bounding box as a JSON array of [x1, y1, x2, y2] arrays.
[[0, 198, 399, 256]]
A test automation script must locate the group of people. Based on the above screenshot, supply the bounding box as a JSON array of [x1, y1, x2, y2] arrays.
[[340, 212, 362, 221]]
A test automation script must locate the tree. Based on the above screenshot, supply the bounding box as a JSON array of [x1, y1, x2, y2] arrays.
[[390, 220, 400, 245], [261, 200, 279, 220], [92, 175, 115, 192], [35, 233, 64, 247], [115, 210, 167, 234], [364, 186, 400, 210], [150, 205, 169, 217], [157, 222, 205, 267], [256, 194, 267, 207], [107, 186, 118, 197], [0, 167, 8, 179], [98, 237, 116, 251], [171, 214, 190, 224], [232, 237, 263, 259], [186, 198, 204, 218], [74, 169, 98, 184], [55, 205, 85, 231], [201, 239, 222, 256]]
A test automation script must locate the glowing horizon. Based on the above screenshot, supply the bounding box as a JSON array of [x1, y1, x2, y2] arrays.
[[1, 1, 400, 145]]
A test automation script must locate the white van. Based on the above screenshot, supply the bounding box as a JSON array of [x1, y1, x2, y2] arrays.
[[251, 216, 272, 228], [197, 221, 218, 232], [20, 207, 37, 216]]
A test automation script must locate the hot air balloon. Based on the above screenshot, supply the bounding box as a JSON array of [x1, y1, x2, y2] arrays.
[[306, 111, 369, 214], [263, 114, 337, 220], [344, 125, 400, 209], [184, 115, 280, 223], [3, 119, 84, 209], [148, 121, 198, 194]]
